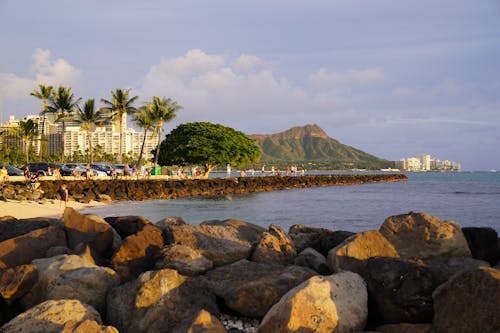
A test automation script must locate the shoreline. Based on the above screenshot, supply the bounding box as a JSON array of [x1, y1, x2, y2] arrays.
[[0, 199, 108, 219]]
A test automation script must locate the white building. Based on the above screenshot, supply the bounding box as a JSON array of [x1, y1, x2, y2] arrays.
[[398, 154, 461, 171]]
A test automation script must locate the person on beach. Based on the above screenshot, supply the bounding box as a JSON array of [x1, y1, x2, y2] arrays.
[[23, 166, 31, 181], [29, 173, 40, 192], [85, 163, 91, 180], [0, 166, 9, 182], [59, 184, 68, 209]]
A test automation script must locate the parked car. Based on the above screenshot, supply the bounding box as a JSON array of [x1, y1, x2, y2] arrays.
[[91, 163, 115, 176], [21, 162, 57, 177], [61, 163, 107, 178], [113, 164, 135, 175], [0, 164, 24, 176]]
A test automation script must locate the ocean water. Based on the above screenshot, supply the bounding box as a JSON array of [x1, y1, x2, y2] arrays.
[[81, 172, 500, 233]]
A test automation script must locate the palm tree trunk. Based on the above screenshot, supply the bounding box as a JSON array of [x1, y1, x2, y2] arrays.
[[153, 120, 163, 165], [87, 130, 93, 163], [136, 129, 148, 167], [61, 116, 66, 163], [119, 114, 123, 162]]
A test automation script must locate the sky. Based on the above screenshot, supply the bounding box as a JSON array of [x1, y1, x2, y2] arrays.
[[0, 0, 499, 170]]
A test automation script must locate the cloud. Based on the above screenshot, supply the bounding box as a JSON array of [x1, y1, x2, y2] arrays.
[[0, 48, 80, 100], [309, 68, 383, 88]]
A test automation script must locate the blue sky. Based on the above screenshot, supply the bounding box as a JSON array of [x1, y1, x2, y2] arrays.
[[1, 0, 499, 170]]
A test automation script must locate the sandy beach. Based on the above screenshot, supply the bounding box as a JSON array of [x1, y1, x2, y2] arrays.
[[0, 199, 109, 219]]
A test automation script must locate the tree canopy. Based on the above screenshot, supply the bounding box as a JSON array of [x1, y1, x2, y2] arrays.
[[157, 122, 261, 177]]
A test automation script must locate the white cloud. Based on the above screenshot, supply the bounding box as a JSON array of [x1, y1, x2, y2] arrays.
[[0, 48, 80, 100]]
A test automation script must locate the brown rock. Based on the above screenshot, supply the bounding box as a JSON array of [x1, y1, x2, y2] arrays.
[[251, 224, 297, 265], [0, 226, 67, 269], [423, 256, 490, 285], [107, 269, 218, 333], [150, 309, 226, 333], [204, 259, 315, 318], [0, 217, 56, 242], [61, 319, 119, 333], [376, 323, 432, 333], [155, 244, 213, 276], [63, 208, 115, 258], [104, 215, 151, 239], [259, 271, 368, 333], [462, 227, 499, 265], [0, 264, 38, 303], [432, 267, 500, 333], [111, 224, 164, 282], [21, 255, 119, 315], [379, 212, 471, 259], [327, 230, 399, 273], [288, 224, 333, 253], [0, 299, 102, 333]]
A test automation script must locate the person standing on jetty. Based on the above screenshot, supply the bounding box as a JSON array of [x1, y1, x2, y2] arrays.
[[226, 164, 231, 178], [59, 184, 68, 209]]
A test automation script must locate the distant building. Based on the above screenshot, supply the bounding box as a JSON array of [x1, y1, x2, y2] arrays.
[[396, 154, 461, 171], [0, 113, 156, 161]]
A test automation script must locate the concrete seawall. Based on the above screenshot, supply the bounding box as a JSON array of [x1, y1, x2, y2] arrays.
[[2, 174, 408, 203]]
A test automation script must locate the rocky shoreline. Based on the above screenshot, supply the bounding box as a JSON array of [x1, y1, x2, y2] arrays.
[[1, 208, 499, 332], [0, 174, 407, 203]]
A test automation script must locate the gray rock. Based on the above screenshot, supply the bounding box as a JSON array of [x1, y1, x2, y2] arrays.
[[155, 244, 213, 276], [294, 247, 330, 274], [250, 224, 296, 265]]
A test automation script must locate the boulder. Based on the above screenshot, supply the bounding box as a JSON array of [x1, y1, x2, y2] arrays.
[[288, 225, 355, 257], [423, 256, 490, 285], [0, 264, 38, 303], [155, 244, 213, 276], [462, 227, 499, 265], [148, 309, 227, 333], [63, 208, 115, 258], [107, 269, 218, 333], [166, 219, 263, 267], [327, 230, 399, 273], [432, 267, 500, 333], [250, 224, 297, 265], [0, 226, 67, 269], [21, 255, 119, 315], [376, 323, 432, 333], [0, 299, 102, 333], [203, 259, 315, 318], [360, 257, 437, 325], [379, 212, 471, 259], [259, 271, 368, 333], [155, 216, 187, 229], [111, 224, 164, 282], [61, 319, 119, 333], [294, 247, 330, 274], [104, 215, 151, 239], [0, 217, 56, 242]]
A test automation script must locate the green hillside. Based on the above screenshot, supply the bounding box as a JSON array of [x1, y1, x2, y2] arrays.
[[249, 124, 393, 169]]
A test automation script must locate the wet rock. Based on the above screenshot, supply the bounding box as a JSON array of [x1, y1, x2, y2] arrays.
[[379, 212, 471, 259], [111, 224, 164, 282], [259, 271, 368, 333]]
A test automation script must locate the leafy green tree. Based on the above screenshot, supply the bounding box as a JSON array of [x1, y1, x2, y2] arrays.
[[100, 88, 138, 161], [45, 86, 81, 162], [30, 84, 54, 161], [18, 119, 39, 164], [158, 122, 261, 178], [73, 99, 106, 163], [146, 96, 182, 166], [132, 106, 155, 167]]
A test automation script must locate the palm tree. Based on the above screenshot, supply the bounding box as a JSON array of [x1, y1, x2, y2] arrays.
[[30, 84, 54, 161], [45, 86, 81, 162], [132, 106, 155, 167], [147, 96, 182, 166], [18, 119, 38, 164], [100, 88, 138, 162], [73, 99, 106, 163]]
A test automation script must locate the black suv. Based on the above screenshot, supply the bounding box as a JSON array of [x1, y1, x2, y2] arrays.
[[22, 162, 57, 177]]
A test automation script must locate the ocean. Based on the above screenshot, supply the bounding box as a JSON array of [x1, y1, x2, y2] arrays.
[[81, 171, 500, 233]]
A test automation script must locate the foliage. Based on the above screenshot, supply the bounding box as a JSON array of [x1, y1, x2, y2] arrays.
[[100, 88, 138, 160], [158, 122, 261, 177], [30, 84, 54, 161], [18, 119, 39, 164], [132, 105, 155, 167]]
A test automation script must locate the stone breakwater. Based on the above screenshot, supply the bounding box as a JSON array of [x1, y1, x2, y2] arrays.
[[1, 209, 499, 332], [1, 174, 407, 203]]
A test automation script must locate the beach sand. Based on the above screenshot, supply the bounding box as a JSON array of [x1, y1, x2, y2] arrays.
[[0, 199, 108, 219]]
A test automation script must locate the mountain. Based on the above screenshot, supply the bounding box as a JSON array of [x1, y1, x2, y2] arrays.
[[249, 124, 393, 169]]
